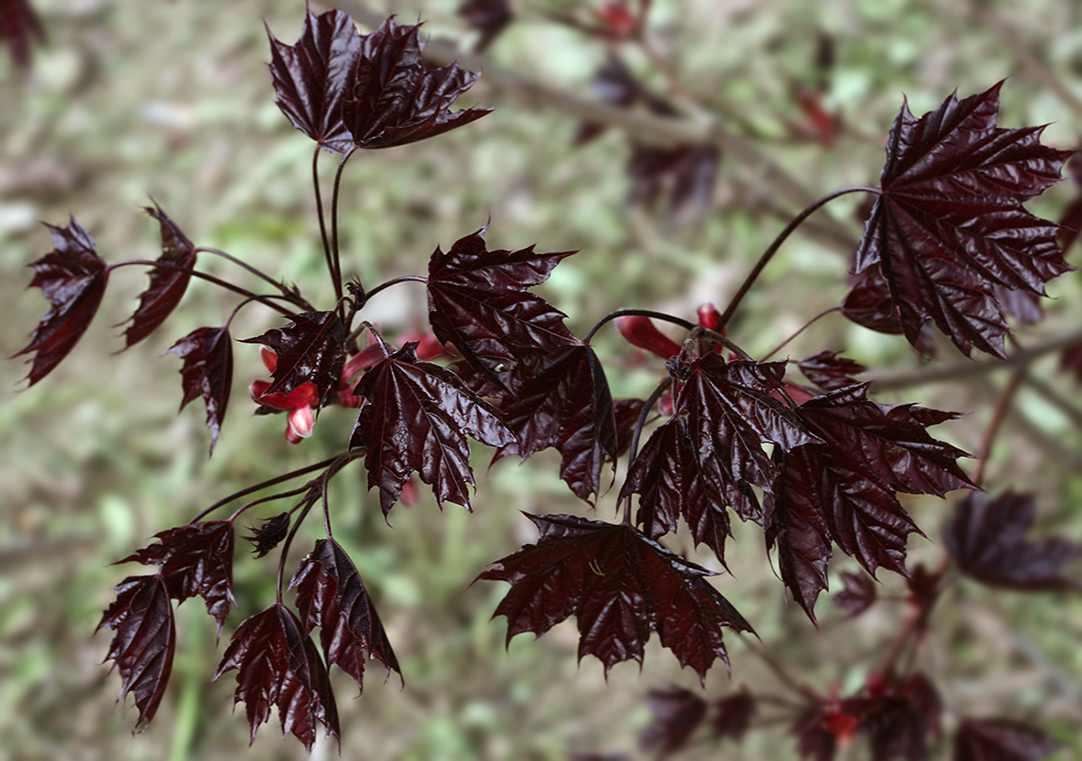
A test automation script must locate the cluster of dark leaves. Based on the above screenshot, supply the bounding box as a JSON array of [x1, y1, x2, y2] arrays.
[[12, 5, 1078, 752], [640, 671, 1061, 760]]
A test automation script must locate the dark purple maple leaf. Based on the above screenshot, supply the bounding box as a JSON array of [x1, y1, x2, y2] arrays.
[[574, 53, 668, 145], [458, 0, 513, 53], [290, 537, 401, 689], [120, 203, 198, 348], [846, 81, 1074, 358], [944, 491, 1081, 591], [13, 216, 109, 386], [840, 266, 937, 357], [953, 718, 1059, 761], [350, 342, 514, 515], [213, 602, 339, 752], [639, 686, 707, 758], [494, 344, 618, 503], [627, 143, 720, 216], [765, 385, 972, 620], [266, 7, 362, 153], [343, 17, 491, 149], [117, 520, 235, 637], [798, 351, 867, 392], [711, 688, 756, 743], [426, 227, 578, 389], [621, 416, 730, 566], [764, 467, 834, 623], [245, 512, 290, 558], [674, 353, 820, 522], [242, 311, 345, 410], [164, 326, 233, 453], [833, 570, 877, 617], [0, 0, 45, 74], [96, 574, 175, 732], [477, 513, 753, 681]]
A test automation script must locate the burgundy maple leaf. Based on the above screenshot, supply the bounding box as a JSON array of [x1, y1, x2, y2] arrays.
[[477, 513, 753, 681], [711, 688, 756, 743], [13, 217, 109, 386], [953, 718, 1059, 761], [96, 575, 175, 731], [621, 417, 729, 565], [117, 520, 235, 637], [212, 603, 339, 751], [944, 491, 1081, 591], [627, 143, 720, 216], [458, 0, 513, 53], [639, 686, 707, 759], [343, 18, 491, 149], [0, 0, 45, 74], [798, 350, 867, 392], [164, 326, 234, 453], [861, 672, 942, 760], [674, 353, 820, 521], [844, 82, 1074, 358], [833, 570, 877, 618], [290, 537, 401, 690], [494, 344, 618, 503], [350, 342, 515, 515], [766, 385, 972, 620], [266, 7, 362, 153], [426, 228, 578, 389], [120, 203, 198, 348], [242, 310, 346, 410]]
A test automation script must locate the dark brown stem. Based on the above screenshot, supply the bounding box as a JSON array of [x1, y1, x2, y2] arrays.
[[763, 307, 841, 360], [865, 325, 1082, 390], [716, 187, 876, 332], [227, 485, 314, 523], [971, 367, 1025, 489], [364, 275, 429, 302], [331, 147, 358, 323], [275, 491, 319, 604], [197, 246, 314, 310], [187, 457, 339, 523], [108, 260, 301, 320], [583, 308, 695, 344], [311, 146, 337, 306]]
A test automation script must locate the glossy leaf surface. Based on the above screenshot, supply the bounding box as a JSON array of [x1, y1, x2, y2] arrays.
[[427, 228, 577, 388], [96, 575, 175, 732], [117, 520, 235, 637], [847, 82, 1073, 357], [350, 343, 514, 515], [343, 18, 491, 148], [477, 514, 753, 681], [121, 203, 198, 348], [242, 311, 345, 409], [266, 7, 362, 153], [164, 326, 233, 453], [291, 537, 401, 689], [14, 217, 109, 386], [213, 603, 339, 752], [495, 344, 618, 503]]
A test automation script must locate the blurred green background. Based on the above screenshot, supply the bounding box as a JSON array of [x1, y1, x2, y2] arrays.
[[1, 0, 1081, 758]]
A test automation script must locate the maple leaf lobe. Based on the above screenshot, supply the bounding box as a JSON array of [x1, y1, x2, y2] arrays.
[[847, 82, 1074, 357], [14, 216, 109, 386]]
